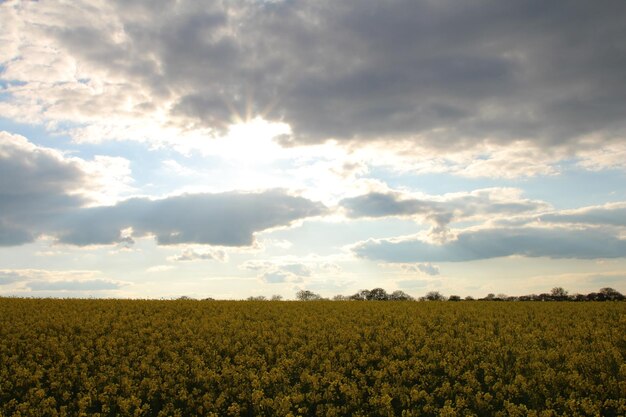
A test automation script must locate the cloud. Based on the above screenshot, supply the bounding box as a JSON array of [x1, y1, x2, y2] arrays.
[[2, 0, 626, 166], [353, 226, 626, 263], [146, 265, 175, 273], [0, 271, 22, 285], [400, 263, 440, 276], [170, 248, 228, 262], [280, 263, 312, 277], [0, 135, 326, 247], [241, 260, 312, 284], [260, 270, 299, 284], [0, 269, 125, 292], [26, 279, 124, 292], [341, 187, 549, 242], [0, 132, 127, 245], [52, 190, 326, 247], [342, 188, 546, 220], [397, 279, 432, 290], [538, 203, 626, 227]]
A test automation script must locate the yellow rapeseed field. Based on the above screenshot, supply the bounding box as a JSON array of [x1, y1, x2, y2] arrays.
[[0, 299, 624, 416]]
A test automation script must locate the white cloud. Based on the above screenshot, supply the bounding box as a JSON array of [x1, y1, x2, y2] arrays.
[[241, 259, 313, 284], [0, 271, 22, 285], [27, 279, 124, 292], [169, 248, 228, 262], [399, 263, 440, 276], [0, 269, 125, 292], [146, 265, 175, 273], [260, 270, 302, 284]]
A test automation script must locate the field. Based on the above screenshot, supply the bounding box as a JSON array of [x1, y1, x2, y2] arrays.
[[0, 299, 624, 416]]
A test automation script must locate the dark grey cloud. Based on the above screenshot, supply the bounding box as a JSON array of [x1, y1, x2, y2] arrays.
[[341, 192, 433, 218], [52, 190, 326, 246], [26, 0, 626, 149], [0, 133, 89, 246], [353, 227, 626, 263]]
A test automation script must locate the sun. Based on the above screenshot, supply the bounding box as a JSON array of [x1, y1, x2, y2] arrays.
[[219, 117, 292, 165]]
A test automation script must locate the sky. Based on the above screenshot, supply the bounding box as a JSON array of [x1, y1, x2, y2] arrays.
[[0, 0, 625, 299]]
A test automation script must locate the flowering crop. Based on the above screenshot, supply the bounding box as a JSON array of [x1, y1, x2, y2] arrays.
[[0, 299, 624, 416]]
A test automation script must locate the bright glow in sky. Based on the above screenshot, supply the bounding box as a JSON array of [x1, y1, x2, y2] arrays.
[[1, 0, 625, 299]]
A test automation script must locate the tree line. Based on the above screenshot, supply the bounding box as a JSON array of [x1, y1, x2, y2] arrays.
[[293, 286, 624, 302]]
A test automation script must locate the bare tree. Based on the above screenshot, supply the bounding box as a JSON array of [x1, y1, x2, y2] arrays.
[[425, 291, 445, 301], [390, 290, 414, 301], [599, 287, 624, 301], [551, 287, 568, 300], [368, 288, 389, 301], [296, 290, 321, 301]]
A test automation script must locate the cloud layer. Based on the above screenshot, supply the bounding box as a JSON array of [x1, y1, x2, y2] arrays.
[[2, 0, 626, 158]]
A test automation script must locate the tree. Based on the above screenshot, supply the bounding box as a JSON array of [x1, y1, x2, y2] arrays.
[[368, 288, 389, 301], [424, 291, 445, 301], [349, 289, 371, 301], [270, 294, 283, 301], [390, 290, 414, 301], [448, 295, 461, 301], [551, 287, 568, 300], [296, 290, 321, 301], [599, 287, 624, 301]]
